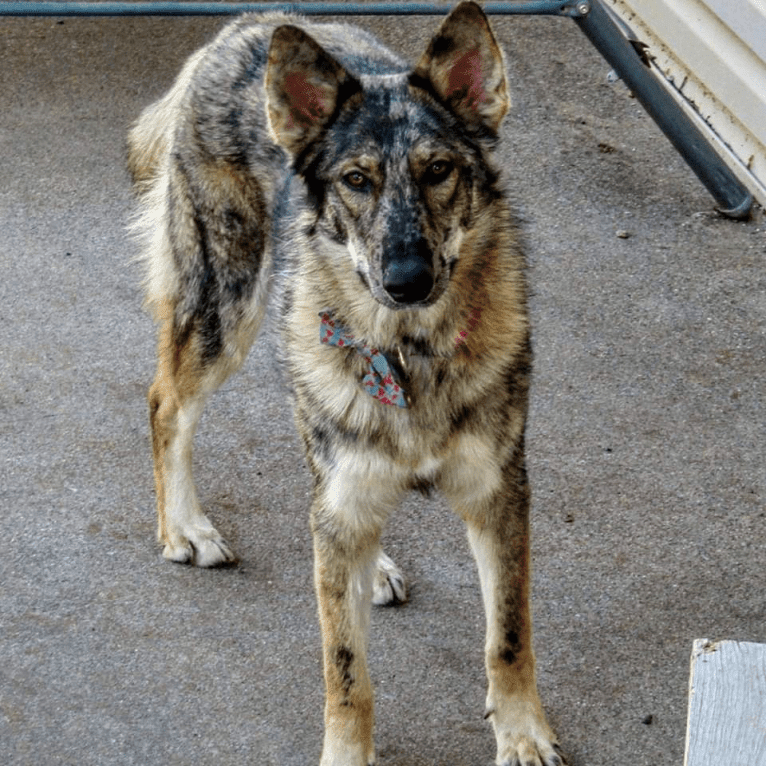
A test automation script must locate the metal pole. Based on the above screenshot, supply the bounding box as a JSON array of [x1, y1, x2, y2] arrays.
[[0, 1, 586, 16], [573, 0, 752, 219]]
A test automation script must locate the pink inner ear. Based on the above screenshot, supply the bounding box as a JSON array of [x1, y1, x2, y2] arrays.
[[446, 48, 486, 111], [284, 72, 331, 125]]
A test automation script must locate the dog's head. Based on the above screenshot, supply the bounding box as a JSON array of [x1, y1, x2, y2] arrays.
[[266, 1, 509, 311]]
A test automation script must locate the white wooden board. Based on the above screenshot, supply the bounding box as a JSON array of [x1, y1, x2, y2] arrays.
[[606, 0, 766, 206], [684, 639, 766, 766]]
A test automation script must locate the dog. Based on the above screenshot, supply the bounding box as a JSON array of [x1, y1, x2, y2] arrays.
[[127, 3, 564, 764]]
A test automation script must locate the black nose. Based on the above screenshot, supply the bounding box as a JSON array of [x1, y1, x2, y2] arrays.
[[382, 241, 435, 305]]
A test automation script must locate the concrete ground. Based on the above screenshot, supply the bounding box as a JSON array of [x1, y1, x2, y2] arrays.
[[1, 6, 764, 766]]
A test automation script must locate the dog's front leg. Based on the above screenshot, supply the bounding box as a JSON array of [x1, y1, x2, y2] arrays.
[[467, 513, 563, 766], [443, 436, 564, 766], [310, 455, 402, 766], [314, 532, 377, 766]]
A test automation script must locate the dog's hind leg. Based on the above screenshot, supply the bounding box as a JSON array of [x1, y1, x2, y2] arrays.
[[149, 291, 269, 567], [148, 303, 250, 567], [140, 144, 272, 567]]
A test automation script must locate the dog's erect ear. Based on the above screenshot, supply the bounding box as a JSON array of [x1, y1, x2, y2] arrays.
[[413, 1, 509, 133], [266, 25, 362, 158]]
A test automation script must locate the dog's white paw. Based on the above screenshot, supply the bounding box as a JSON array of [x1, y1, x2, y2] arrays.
[[319, 730, 375, 766], [497, 740, 566, 766], [485, 692, 566, 766], [162, 526, 236, 567], [372, 550, 406, 605], [493, 723, 566, 766]]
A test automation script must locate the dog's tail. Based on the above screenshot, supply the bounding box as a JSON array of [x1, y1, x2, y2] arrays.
[[126, 47, 206, 195], [127, 48, 211, 319]]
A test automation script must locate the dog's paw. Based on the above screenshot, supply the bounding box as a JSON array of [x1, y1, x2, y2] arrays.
[[162, 526, 237, 568], [319, 729, 375, 766], [495, 734, 566, 766], [372, 550, 406, 605], [488, 702, 565, 766]]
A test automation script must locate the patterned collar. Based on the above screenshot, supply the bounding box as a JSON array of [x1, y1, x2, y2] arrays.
[[319, 306, 481, 408], [319, 309, 410, 407]]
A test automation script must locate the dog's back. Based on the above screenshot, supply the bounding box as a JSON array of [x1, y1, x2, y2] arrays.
[[128, 14, 405, 191]]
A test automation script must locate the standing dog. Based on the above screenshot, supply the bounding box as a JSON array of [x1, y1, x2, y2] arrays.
[[128, 3, 564, 764]]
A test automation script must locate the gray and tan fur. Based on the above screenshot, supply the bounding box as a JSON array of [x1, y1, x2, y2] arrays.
[[127, 3, 564, 764]]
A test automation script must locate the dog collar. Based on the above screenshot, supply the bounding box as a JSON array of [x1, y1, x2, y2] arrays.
[[319, 310, 409, 408]]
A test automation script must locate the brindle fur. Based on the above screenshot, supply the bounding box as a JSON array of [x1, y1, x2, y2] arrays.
[[128, 4, 564, 764]]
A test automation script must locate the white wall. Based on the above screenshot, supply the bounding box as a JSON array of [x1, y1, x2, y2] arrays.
[[605, 0, 766, 206]]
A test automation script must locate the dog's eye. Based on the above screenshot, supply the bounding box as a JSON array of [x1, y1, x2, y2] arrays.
[[425, 160, 453, 184], [344, 171, 370, 191]]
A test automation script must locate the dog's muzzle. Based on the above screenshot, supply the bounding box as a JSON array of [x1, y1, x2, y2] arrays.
[[381, 238, 435, 305]]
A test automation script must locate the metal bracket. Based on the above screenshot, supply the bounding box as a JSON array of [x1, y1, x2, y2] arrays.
[[565, 1, 591, 17]]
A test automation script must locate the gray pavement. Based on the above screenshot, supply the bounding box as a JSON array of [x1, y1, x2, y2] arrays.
[[1, 8, 765, 766]]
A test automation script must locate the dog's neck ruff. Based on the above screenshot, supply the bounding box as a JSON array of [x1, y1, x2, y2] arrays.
[[319, 310, 410, 408]]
